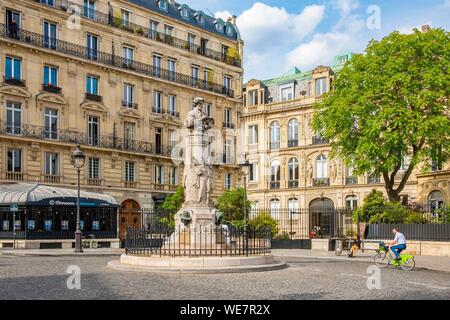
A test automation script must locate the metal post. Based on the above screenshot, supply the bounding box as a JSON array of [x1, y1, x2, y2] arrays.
[[13, 210, 16, 250], [243, 174, 248, 256], [74, 168, 83, 253]]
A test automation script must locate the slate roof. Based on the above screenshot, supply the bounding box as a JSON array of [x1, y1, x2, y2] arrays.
[[127, 0, 239, 40]]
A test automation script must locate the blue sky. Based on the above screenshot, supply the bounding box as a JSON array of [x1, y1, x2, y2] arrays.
[[182, 0, 450, 81]]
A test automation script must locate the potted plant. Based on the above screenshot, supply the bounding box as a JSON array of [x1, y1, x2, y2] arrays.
[[136, 28, 144, 36]]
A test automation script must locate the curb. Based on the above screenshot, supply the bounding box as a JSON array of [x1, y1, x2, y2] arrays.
[[0, 251, 124, 257]]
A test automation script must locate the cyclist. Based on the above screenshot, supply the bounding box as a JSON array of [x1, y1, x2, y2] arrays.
[[388, 227, 407, 261]]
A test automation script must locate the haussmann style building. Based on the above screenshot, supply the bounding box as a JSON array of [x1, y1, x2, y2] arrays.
[[240, 53, 449, 238], [0, 0, 244, 247]]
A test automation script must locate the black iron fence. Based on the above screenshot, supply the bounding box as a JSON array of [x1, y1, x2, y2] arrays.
[[125, 225, 272, 257], [31, 0, 241, 67], [0, 23, 234, 98]]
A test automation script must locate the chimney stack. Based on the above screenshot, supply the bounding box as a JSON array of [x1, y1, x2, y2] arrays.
[[231, 15, 237, 25], [421, 25, 431, 33]]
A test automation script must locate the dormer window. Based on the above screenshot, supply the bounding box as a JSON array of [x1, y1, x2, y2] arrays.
[[214, 19, 224, 33], [158, 0, 168, 12], [226, 23, 234, 36], [179, 5, 189, 21], [195, 11, 205, 25]]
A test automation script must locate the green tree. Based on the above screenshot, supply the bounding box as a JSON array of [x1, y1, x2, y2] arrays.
[[312, 28, 450, 202], [216, 187, 252, 221], [353, 189, 386, 222], [159, 186, 184, 230]]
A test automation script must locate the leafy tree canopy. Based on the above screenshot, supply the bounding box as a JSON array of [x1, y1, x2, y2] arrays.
[[162, 186, 184, 212], [312, 28, 450, 202], [216, 187, 252, 221]]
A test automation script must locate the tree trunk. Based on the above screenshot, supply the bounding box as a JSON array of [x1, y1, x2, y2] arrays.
[[386, 188, 401, 202]]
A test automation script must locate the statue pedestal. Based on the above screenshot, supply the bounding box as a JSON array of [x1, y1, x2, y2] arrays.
[[169, 206, 220, 245]]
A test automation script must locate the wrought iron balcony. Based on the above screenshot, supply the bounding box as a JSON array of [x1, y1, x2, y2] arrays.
[[166, 110, 180, 117], [345, 176, 358, 185], [288, 139, 298, 148], [0, 23, 234, 98], [270, 181, 280, 189], [0, 121, 176, 158], [313, 178, 330, 187], [312, 136, 329, 145], [85, 93, 103, 102], [153, 107, 163, 114], [42, 83, 62, 94], [3, 76, 26, 87], [31, 0, 242, 68], [288, 180, 299, 188], [223, 122, 235, 129], [122, 101, 138, 109], [368, 175, 381, 184]]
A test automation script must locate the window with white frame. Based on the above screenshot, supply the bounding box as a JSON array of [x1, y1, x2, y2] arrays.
[[204, 103, 212, 117], [45, 152, 59, 176], [346, 195, 358, 211], [270, 199, 280, 219], [6, 102, 21, 135], [153, 91, 163, 113], [224, 139, 233, 164], [168, 129, 177, 148], [316, 154, 328, 178], [168, 94, 176, 115], [88, 157, 100, 180], [288, 158, 299, 181], [44, 108, 58, 140], [123, 84, 134, 106], [247, 90, 258, 106], [315, 77, 327, 96], [87, 115, 99, 146], [7, 149, 22, 173], [224, 173, 232, 190], [288, 198, 299, 220], [249, 163, 258, 182], [169, 166, 177, 185], [121, 9, 130, 26], [270, 160, 281, 182], [288, 119, 299, 145], [124, 161, 135, 182], [280, 85, 294, 102], [154, 165, 164, 184], [270, 122, 280, 149], [248, 125, 258, 145], [224, 108, 232, 126], [123, 46, 134, 66]]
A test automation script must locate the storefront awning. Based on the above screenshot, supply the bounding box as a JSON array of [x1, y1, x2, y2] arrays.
[[0, 183, 119, 208]]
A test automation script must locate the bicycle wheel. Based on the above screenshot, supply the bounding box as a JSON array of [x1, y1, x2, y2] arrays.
[[374, 252, 389, 268], [400, 257, 415, 271]]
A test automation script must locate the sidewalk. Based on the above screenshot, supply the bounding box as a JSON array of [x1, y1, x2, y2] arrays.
[[0, 248, 124, 257], [271, 249, 450, 273]]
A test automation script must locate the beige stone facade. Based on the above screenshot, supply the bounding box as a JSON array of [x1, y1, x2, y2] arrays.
[[241, 55, 449, 212], [0, 0, 243, 216]]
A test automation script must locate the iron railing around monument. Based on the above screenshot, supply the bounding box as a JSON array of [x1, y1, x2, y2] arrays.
[[124, 224, 272, 257]]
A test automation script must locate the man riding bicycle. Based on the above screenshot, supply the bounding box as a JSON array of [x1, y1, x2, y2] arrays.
[[388, 227, 407, 261]]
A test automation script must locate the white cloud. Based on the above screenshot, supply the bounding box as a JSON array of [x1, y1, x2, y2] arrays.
[[214, 10, 233, 21], [229, 2, 325, 80]]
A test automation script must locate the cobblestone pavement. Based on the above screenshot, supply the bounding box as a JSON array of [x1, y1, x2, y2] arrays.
[[0, 255, 449, 300]]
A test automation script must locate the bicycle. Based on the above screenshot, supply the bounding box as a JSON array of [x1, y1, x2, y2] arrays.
[[373, 241, 415, 271], [82, 234, 99, 249]]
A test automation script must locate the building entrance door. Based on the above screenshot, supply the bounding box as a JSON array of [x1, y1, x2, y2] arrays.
[[119, 199, 141, 240]]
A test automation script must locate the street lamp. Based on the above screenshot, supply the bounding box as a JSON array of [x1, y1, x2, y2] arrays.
[[72, 145, 85, 253], [239, 158, 251, 256]]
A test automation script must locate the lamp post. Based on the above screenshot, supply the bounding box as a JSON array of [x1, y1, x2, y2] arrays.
[[239, 159, 251, 256], [72, 145, 86, 253]]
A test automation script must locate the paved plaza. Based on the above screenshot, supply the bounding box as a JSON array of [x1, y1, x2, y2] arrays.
[[0, 254, 449, 300]]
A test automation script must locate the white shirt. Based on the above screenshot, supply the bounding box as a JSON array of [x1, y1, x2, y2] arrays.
[[394, 232, 406, 245]]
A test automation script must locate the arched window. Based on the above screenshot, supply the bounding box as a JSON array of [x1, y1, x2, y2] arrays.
[[346, 195, 358, 211], [270, 199, 280, 219], [288, 119, 299, 147], [288, 158, 299, 182], [270, 160, 280, 181], [316, 154, 328, 178], [270, 121, 280, 150], [288, 198, 299, 220], [428, 190, 444, 212]]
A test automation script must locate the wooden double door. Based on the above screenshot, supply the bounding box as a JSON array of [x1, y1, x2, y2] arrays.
[[119, 199, 141, 240]]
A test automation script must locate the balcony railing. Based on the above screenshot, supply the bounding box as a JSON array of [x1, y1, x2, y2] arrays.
[[288, 180, 299, 188], [0, 121, 176, 158], [313, 178, 330, 187], [31, 0, 241, 68], [153, 107, 163, 114], [312, 136, 329, 145], [122, 101, 138, 109], [223, 122, 235, 129], [270, 181, 280, 189], [123, 181, 137, 189], [3, 76, 26, 87], [288, 139, 298, 148], [87, 178, 102, 186], [368, 175, 381, 184], [0, 24, 234, 98], [345, 176, 358, 185], [4, 172, 24, 181], [42, 83, 62, 94], [166, 110, 180, 117], [85, 93, 103, 102], [44, 175, 61, 184]]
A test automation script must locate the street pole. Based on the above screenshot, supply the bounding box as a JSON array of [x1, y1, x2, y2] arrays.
[[13, 210, 16, 250], [243, 174, 248, 256], [74, 167, 83, 253]]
